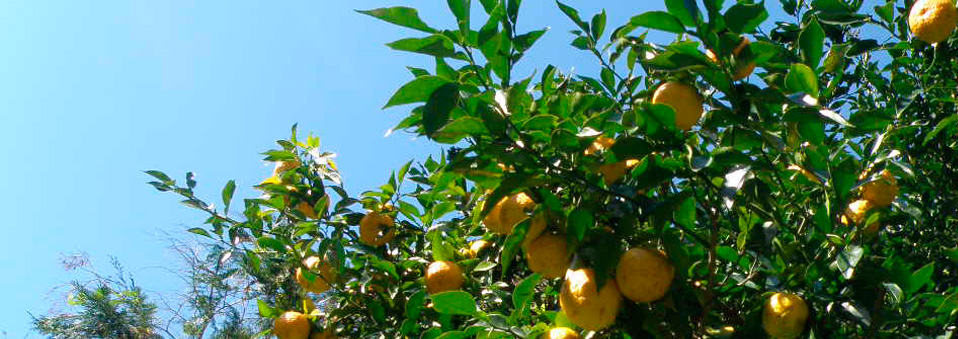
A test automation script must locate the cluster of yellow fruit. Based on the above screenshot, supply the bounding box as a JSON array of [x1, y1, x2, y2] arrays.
[[481, 191, 677, 333], [841, 170, 899, 238]]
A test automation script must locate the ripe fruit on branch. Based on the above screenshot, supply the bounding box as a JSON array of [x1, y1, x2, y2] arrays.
[[540, 327, 579, 339], [652, 81, 704, 131], [705, 37, 756, 81], [273, 311, 310, 339], [841, 199, 881, 237], [615, 247, 675, 303], [425, 261, 464, 294], [483, 192, 536, 235], [295, 256, 337, 294], [909, 0, 958, 44], [525, 234, 570, 279], [762, 292, 809, 339], [359, 211, 396, 247], [859, 169, 898, 207], [559, 268, 622, 331], [598, 159, 640, 185]]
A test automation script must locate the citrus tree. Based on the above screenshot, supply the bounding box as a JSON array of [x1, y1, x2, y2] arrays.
[[150, 0, 958, 337]]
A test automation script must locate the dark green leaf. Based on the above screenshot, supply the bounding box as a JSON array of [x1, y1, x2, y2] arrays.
[[432, 291, 478, 315], [724, 1, 768, 34], [666, 0, 699, 26], [512, 273, 541, 309], [384, 76, 449, 108], [406, 290, 428, 319], [188, 228, 211, 238], [567, 209, 594, 241], [556, 1, 589, 32], [923, 114, 958, 146], [799, 17, 825, 68], [835, 245, 863, 279], [785, 64, 819, 96], [619, 11, 685, 36], [357, 7, 437, 33], [257, 237, 286, 253], [423, 83, 461, 137], [221, 180, 236, 211], [387, 35, 459, 59]]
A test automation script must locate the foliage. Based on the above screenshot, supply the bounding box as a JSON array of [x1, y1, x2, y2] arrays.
[[32, 256, 163, 339], [150, 0, 958, 338]]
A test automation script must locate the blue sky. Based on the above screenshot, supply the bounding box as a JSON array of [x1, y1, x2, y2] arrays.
[[0, 0, 727, 337]]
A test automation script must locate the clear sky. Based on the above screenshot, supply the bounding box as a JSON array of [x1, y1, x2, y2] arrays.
[[0, 0, 696, 337]]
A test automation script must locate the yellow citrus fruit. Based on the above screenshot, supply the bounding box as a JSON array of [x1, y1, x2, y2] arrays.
[[310, 332, 336, 339], [484, 193, 536, 235], [359, 211, 396, 247], [706, 37, 756, 81], [296, 256, 337, 294], [463, 240, 490, 258], [652, 81, 704, 131], [860, 169, 898, 207], [525, 234, 570, 279], [841, 199, 881, 237], [909, 0, 958, 43], [762, 292, 809, 339], [598, 159, 640, 185], [540, 327, 579, 339], [296, 202, 318, 219], [584, 136, 616, 156], [615, 247, 675, 303], [787, 164, 820, 184], [559, 268, 622, 331], [522, 212, 549, 249], [273, 311, 310, 339], [425, 261, 464, 294]]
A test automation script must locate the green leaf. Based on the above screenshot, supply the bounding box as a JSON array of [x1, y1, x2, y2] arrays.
[[356, 7, 437, 33], [384, 76, 450, 108], [907, 262, 935, 294], [515, 29, 548, 52], [387, 35, 459, 59], [666, 0, 699, 26], [556, 1, 589, 32], [674, 197, 696, 229], [435, 331, 467, 339], [432, 291, 478, 315], [257, 299, 280, 318], [221, 180, 236, 211], [512, 273, 542, 309], [619, 11, 685, 36], [423, 83, 461, 137], [724, 1, 768, 34], [187, 227, 211, 238], [590, 10, 607, 40], [785, 64, 819, 97], [447, 0, 471, 33], [923, 114, 958, 146], [434, 116, 488, 143], [144, 170, 173, 183], [473, 261, 497, 272], [567, 209, 594, 241], [257, 237, 286, 253], [799, 17, 825, 68], [405, 290, 428, 319], [835, 245, 864, 279], [643, 51, 709, 72]]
